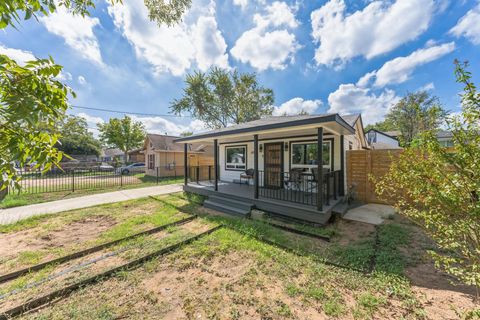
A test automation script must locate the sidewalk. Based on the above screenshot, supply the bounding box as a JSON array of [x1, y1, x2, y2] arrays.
[[0, 184, 183, 225]]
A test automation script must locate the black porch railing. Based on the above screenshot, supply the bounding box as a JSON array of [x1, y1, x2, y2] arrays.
[[258, 170, 341, 207]]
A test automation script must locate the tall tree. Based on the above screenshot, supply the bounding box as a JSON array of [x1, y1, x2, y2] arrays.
[[98, 116, 145, 162], [0, 56, 72, 191], [385, 91, 446, 146], [364, 119, 396, 132], [376, 61, 480, 294], [0, 0, 190, 192], [57, 115, 101, 156], [171, 68, 274, 129]]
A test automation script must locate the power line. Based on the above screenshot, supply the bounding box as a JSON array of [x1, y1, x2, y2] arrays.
[[70, 105, 191, 118]]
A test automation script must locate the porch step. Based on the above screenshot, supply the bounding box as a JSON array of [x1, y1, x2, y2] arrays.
[[203, 195, 253, 217], [332, 201, 349, 216]]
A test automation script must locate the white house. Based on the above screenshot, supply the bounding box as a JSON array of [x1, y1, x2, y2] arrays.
[[365, 129, 401, 149], [174, 113, 368, 224]]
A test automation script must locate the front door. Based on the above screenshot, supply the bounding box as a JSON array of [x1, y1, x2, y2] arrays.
[[264, 142, 283, 188]]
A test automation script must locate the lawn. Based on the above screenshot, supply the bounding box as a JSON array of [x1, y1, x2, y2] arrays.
[[0, 193, 477, 319], [0, 176, 183, 209]]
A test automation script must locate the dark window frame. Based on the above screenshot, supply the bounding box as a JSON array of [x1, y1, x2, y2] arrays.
[[224, 145, 248, 171], [288, 138, 334, 172]]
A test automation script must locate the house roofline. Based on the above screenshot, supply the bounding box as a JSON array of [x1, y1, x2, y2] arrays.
[[174, 113, 355, 143], [365, 128, 399, 141]]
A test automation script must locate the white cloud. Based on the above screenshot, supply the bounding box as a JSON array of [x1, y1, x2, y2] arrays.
[[327, 83, 400, 124], [76, 112, 104, 137], [0, 45, 35, 64], [109, 0, 229, 76], [40, 6, 103, 65], [130, 116, 207, 136], [233, 0, 248, 10], [76, 112, 207, 137], [231, 1, 300, 71], [311, 0, 435, 67], [450, 4, 480, 45], [358, 42, 455, 88], [78, 75, 87, 85], [56, 71, 72, 81], [419, 82, 435, 91], [273, 97, 322, 115], [192, 16, 229, 71]]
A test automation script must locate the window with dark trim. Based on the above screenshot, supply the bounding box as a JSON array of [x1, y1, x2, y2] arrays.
[[225, 146, 246, 170], [291, 141, 331, 168], [148, 154, 155, 170]]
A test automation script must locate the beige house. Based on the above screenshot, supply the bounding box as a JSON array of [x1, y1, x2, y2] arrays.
[[144, 134, 213, 178]]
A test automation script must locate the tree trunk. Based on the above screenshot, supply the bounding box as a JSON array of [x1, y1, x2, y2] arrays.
[[124, 151, 129, 164]]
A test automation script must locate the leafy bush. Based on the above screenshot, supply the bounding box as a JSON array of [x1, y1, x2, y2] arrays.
[[376, 61, 480, 295]]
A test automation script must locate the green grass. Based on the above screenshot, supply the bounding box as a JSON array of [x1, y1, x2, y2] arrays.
[[0, 176, 182, 209]]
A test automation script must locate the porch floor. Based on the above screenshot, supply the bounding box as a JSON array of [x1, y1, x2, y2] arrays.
[[185, 180, 342, 224]]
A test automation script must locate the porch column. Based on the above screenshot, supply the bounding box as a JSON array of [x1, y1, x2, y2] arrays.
[[214, 139, 218, 191], [184, 143, 188, 186], [340, 135, 345, 196], [317, 128, 323, 211], [254, 134, 259, 199]]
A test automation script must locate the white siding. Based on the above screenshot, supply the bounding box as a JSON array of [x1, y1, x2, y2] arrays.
[[219, 135, 344, 183]]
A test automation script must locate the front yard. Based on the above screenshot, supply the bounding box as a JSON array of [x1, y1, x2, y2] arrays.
[[0, 193, 477, 319]]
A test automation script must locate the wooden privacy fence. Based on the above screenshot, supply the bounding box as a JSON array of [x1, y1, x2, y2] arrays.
[[346, 149, 402, 204]]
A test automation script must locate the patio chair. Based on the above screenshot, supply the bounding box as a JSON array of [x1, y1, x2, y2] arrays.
[[284, 168, 303, 191], [307, 168, 330, 194], [239, 168, 255, 185]]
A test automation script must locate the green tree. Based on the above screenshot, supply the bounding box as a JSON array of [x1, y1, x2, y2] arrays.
[[364, 119, 396, 132], [376, 61, 480, 295], [171, 68, 274, 129], [57, 115, 101, 156], [385, 91, 446, 146], [0, 0, 190, 193], [0, 56, 72, 190], [180, 131, 193, 137], [1, 0, 191, 29], [98, 116, 145, 163]]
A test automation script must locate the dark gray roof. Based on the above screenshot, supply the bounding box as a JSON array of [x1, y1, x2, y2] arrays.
[[174, 113, 355, 142], [341, 114, 361, 127], [437, 130, 453, 138]]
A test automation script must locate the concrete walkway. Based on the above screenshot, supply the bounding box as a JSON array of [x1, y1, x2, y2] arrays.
[[0, 184, 183, 225], [343, 203, 396, 225]]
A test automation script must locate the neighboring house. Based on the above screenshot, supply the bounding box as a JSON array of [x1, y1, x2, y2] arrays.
[[100, 148, 125, 162], [365, 129, 401, 149], [437, 130, 454, 147], [128, 148, 145, 163], [143, 134, 213, 177], [174, 113, 367, 224]]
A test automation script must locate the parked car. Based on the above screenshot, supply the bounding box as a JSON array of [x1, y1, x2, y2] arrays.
[[116, 163, 145, 174], [99, 164, 114, 171]]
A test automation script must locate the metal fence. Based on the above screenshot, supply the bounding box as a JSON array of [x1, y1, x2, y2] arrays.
[[10, 166, 182, 195]]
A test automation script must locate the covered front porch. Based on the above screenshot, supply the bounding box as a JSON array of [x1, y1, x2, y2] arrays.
[[175, 114, 355, 224]]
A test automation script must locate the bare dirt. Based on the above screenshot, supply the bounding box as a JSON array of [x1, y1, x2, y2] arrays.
[[0, 215, 117, 272], [333, 218, 376, 245]]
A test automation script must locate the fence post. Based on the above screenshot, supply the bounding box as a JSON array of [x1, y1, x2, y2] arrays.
[[156, 167, 159, 184], [120, 171, 123, 187], [72, 169, 75, 192], [196, 166, 199, 184]]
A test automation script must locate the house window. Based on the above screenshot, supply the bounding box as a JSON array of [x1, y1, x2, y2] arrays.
[[148, 154, 155, 170], [349, 142, 353, 150], [439, 139, 454, 147], [225, 146, 246, 170], [291, 141, 331, 169]]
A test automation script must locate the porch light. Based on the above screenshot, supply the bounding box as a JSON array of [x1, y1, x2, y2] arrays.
[[259, 144, 263, 153], [284, 142, 288, 151]]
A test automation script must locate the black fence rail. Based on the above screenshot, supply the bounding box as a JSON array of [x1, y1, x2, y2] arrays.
[[258, 170, 341, 207], [9, 166, 183, 195]]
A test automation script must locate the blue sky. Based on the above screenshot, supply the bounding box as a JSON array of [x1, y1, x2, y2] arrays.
[[1, 0, 479, 135]]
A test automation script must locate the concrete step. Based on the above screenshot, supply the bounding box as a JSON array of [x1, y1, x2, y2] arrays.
[[332, 201, 349, 216], [203, 200, 250, 217], [208, 195, 254, 211]]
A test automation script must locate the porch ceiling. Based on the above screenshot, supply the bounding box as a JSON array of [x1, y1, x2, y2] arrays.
[[176, 120, 353, 144]]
